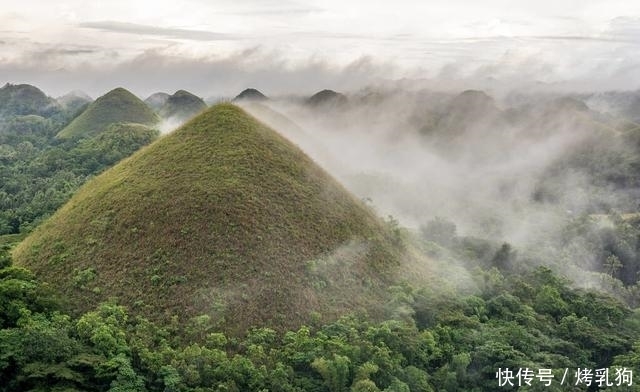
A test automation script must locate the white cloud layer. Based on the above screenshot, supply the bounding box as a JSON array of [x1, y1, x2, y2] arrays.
[[1, 0, 640, 97]]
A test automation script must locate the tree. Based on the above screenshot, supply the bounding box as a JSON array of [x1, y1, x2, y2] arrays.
[[491, 243, 516, 271], [312, 354, 351, 392], [604, 254, 623, 278]]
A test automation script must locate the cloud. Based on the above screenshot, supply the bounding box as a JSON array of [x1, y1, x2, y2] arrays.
[[0, 45, 396, 98], [223, 6, 323, 16], [527, 35, 630, 42], [607, 16, 640, 40], [2, 14, 640, 97], [37, 47, 96, 56], [206, 0, 323, 16], [441, 34, 636, 44], [78, 21, 240, 41]]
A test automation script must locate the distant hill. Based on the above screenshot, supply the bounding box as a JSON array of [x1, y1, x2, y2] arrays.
[[584, 90, 640, 122], [504, 95, 614, 139], [158, 90, 207, 122], [57, 90, 92, 114], [0, 83, 61, 118], [56, 87, 159, 139], [419, 89, 502, 143], [233, 88, 268, 102], [14, 103, 402, 335], [307, 89, 348, 108], [144, 92, 170, 112], [446, 89, 500, 120]]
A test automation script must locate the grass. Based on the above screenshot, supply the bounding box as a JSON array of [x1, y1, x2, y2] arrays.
[[14, 103, 403, 335], [57, 87, 159, 139]]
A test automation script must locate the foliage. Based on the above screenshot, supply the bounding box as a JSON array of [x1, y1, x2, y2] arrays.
[[0, 115, 158, 235], [0, 258, 637, 391], [0, 83, 61, 118]]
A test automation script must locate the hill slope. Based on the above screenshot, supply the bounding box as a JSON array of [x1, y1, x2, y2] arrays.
[[144, 92, 170, 111], [14, 103, 401, 334], [56, 87, 159, 139], [0, 83, 60, 118], [158, 90, 207, 122]]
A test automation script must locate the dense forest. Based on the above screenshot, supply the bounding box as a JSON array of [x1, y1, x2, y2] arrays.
[[1, 238, 639, 391], [0, 85, 159, 237]]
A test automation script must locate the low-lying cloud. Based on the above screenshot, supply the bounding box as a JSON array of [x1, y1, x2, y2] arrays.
[[240, 86, 640, 294]]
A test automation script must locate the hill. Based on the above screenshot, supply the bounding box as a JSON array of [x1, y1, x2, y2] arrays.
[[56, 90, 92, 114], [233, 88, 268, 102], [158, 89, 207, 122], [14, 103, 402, 335], [584, 90, 640, 122], [0, 83, 60, 118], [144, 92, 170, 112], [307, 89, 348, 108], [56, 87, 159, 139]]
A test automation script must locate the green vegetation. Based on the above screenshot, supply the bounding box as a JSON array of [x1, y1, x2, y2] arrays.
[[0, 117, 158, 235], [56, 87, 159, 139], [14, 103, 403, 334], [2, 242, 639, 391], [4, 85, 640, 390], [0, 83, 61, 118]]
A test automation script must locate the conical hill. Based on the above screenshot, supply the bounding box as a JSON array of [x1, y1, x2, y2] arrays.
[[233, 88, 268, 102], [57, 87, 159, 139], [158, 90, 207, 121], [144, 92, 170, 112], [307, 89, 348, 108], [14, 103, 401, 335]]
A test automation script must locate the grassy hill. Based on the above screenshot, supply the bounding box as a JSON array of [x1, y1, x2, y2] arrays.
[[158, 90, 207, 121], [233, 88, 268, 102], [14, 103, 402, 335], [56, 87, 159, 139]]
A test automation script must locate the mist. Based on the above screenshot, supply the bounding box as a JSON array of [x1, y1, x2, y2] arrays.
[[239, 86, 640, 298]]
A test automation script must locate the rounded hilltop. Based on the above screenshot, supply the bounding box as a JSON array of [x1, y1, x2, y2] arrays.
[[158, 90, 207, 121], [14, 103, 403, 335], [307, 89, 348, 108], [233, 88, 268, 102], [0, 83, 60, 118], [57, 87, 159, 139]]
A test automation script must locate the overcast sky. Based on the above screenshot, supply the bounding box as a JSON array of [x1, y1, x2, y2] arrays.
[[2, 0, 640, 98]]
